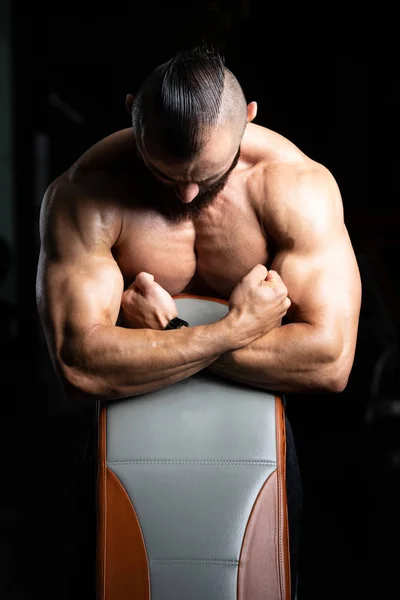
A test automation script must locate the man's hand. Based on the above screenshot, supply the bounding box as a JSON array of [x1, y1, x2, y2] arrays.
[[120, 272, 178, 329], [208, 265, 290, 383], [228, 264, 290, 340]]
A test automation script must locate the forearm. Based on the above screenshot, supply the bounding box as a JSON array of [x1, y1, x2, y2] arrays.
[[60, 315, 242, 400], [209, 322, 345, 394]]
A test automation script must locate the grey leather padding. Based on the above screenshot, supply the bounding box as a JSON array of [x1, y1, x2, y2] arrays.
[[106, 298, 278, 600]]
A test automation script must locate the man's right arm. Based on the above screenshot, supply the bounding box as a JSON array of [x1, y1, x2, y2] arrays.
[[35, 179, 256, 403]]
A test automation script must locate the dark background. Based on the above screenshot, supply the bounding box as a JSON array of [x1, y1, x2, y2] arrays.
[[1, 2, 399, 599]]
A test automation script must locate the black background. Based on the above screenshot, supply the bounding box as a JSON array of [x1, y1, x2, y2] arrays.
[[2, 2, 399, 599]]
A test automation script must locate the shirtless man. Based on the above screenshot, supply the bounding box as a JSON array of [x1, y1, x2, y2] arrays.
[[36, 45, 361, 596]]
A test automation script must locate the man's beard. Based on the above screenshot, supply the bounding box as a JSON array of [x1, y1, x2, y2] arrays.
[[162, 174, 230, 222], [159, 147, 241, 222]]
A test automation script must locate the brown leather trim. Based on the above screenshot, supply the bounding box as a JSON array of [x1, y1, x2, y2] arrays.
[[173, 293, 228, 305], [96, 403, 107, 600], [237, 469, 280, 599], [237, 395, 290, 600], [96, 404, 150, 600], [275, 394, 291, 600]]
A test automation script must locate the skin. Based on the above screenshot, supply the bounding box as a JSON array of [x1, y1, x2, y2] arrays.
[[36, 96, 362, 402]]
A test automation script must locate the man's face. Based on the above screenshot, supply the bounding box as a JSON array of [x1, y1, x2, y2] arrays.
[[137, 127, 241, 221]]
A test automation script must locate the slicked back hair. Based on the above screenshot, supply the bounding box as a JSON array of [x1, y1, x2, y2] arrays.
[[132, 45, 247, 160]]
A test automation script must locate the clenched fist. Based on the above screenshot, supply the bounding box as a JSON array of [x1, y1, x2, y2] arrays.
[[119, 272, 178, 329], [228, 264, 291, 346]]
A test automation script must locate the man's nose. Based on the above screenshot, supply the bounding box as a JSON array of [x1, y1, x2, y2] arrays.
[[174, 182, 199, 203]]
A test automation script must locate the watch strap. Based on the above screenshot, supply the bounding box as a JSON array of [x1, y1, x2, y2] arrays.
[[164, 317, 189, 330]]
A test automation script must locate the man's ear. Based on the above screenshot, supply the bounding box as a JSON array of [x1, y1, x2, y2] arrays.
[[126, 93, 135, 115], [247, 101, 257, 123]]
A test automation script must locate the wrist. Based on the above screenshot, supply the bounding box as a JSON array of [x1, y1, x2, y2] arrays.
[[221, 309, 257, 349], [216, 310, 245, 350], [157, 310, 178, 329], [164, 316, 189, 330]]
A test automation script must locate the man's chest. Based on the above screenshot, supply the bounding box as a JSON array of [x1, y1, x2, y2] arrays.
[[114, 198, 271, 299]]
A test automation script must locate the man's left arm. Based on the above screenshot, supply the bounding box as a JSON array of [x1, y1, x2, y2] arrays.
[[209, 167, 362, 394]]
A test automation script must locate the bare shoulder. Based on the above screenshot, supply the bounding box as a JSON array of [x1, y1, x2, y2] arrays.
[[267, 161, 341, 233], [39, 128, 139, 258], [39, 170, 122, 259], [68, 127, 136, 177], [246, 125, 344, 243]]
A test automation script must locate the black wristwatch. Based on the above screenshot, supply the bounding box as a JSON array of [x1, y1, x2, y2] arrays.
[[164, 317, 189, 330]]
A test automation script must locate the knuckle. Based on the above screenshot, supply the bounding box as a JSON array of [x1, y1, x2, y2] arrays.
[[280, 285, 288, 297], [275, 286, 286, 299]]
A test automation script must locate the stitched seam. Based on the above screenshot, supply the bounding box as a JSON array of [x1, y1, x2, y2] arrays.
[[150, 558, 238, 565], [276, 400, 285, 600], [107, 459, 276, 466]]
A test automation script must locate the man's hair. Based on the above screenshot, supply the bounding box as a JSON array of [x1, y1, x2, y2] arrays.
[[131, 45, 247, 160]]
